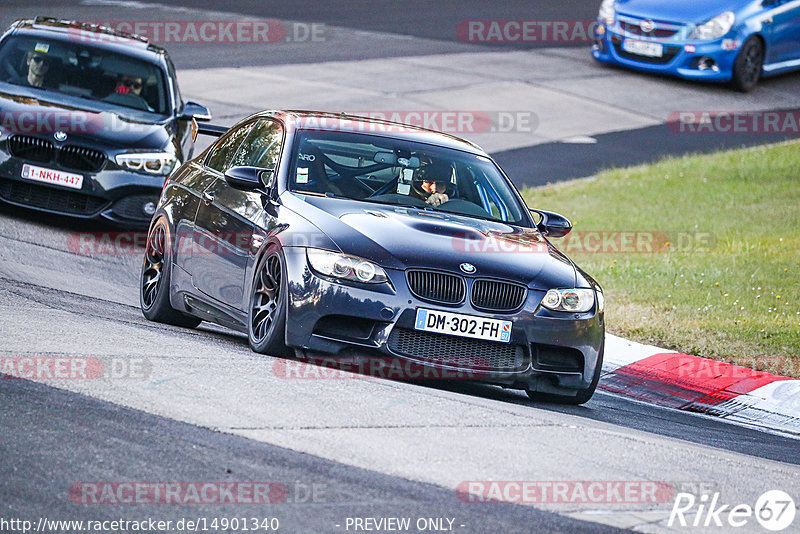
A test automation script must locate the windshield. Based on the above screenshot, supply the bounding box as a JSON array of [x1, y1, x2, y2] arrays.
[[289, 130, 528, 225], [0, 35, 170, 115]]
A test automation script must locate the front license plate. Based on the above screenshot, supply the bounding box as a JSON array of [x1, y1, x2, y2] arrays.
[[622, 38, 663, 57], [21, 164, 83, 190], [414, 308, 512, 343]]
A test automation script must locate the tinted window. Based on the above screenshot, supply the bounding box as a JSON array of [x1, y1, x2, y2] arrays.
[[229, 119, 283, 169], [205, 122, 255, 173], [166, 56, 180, 110], [288, 130, 527, 225], [0, 35, 170, 114]]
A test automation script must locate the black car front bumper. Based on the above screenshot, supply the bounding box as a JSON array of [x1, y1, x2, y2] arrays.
[[281, 247, 605, 395], [0, 145, 164, 227]]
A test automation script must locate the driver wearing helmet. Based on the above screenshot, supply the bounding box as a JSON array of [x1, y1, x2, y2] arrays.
[[413, 159, 451, 207]]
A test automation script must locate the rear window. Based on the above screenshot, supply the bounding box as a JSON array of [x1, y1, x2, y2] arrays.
[[0, 35, 170, 114]]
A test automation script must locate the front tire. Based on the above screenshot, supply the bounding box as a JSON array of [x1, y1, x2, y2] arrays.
[[139, 218, 202, 328], [731, 37, 764, 92], [248, 249, 290, 356]]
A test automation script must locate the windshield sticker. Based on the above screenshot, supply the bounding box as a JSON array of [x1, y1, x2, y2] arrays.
[[35, 43, 50, 53], [296, 167, 309, 184]]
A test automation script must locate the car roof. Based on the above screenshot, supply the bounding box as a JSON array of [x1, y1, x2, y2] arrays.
[[257, 110, 488, 156], [6, 17, 168, 63]]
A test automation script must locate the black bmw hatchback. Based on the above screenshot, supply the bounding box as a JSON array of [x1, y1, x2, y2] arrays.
[[0, 17, 211, 227], [141, 111, 605, 404]]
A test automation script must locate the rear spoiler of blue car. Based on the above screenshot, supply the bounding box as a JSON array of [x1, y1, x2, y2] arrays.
[[191, 119, 230, 142]]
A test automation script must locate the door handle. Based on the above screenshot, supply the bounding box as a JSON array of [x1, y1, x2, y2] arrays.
[[202, 191, 215, 205]]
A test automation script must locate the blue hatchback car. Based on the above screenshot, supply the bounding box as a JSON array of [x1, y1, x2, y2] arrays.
[[592, 0, 800, 91]]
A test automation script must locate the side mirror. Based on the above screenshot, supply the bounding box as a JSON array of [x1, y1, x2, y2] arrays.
[[530, 209, 572, 238], [225, 166, 274, 192], [180, 101, 212, 121]]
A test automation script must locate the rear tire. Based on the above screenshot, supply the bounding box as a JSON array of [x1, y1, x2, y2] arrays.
[[248, 249, 290, 356], [139, 218, 202, 328], [731, 36, 764, 92], [526, 346, 604, 405]]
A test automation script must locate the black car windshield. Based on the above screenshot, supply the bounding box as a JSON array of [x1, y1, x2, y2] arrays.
[[289, 130, 527, 225], [0, 35, 169, 115]]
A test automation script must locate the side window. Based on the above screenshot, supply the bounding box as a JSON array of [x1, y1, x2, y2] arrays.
[[166, 57, 181, 111], [205, 122, 255, 173], [229, 119, 284, 170]]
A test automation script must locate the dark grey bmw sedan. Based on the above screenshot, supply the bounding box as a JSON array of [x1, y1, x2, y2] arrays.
[[0, 17, 210, 226], [140, 110, 605, 404]]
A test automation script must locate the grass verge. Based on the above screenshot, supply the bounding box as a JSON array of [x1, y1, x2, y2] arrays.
[[523, 141, 800, 377]]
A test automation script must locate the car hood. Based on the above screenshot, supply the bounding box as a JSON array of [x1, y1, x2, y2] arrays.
[[282, 193, 580, 291], [0, 89, 172, 149], [616, 0, 746, 24]]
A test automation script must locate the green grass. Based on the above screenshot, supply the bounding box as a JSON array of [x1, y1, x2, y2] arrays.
[[523, 141, 800, 377]]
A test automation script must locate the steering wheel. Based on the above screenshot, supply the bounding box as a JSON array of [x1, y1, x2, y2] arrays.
[[103, 92, 152, 111]]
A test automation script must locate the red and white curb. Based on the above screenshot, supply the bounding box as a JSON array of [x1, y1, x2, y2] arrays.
[[601, 334, 800, 435]]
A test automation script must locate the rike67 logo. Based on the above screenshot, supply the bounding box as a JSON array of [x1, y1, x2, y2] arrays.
[[669, 490, 796, 531]]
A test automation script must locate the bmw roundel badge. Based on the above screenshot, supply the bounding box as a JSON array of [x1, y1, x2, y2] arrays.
[[460, 263, 476, 274]]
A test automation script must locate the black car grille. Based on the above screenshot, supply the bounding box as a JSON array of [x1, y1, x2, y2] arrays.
[[0, 178, 108, 215], [8, 135, 54, 163], [58, 145, 106, 172], [7, 135, 106, 172], [471, 279, 527, 312], [407, 270, 465, 305], [532, 343, 584, 373], [388, 327, 527, 371], [611, 35, 680, 65]]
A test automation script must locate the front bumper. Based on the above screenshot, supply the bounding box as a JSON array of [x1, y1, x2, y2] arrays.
[[592, 22, 740, 82], [0, 146, 164, 227], [281, 247, 605, 394]]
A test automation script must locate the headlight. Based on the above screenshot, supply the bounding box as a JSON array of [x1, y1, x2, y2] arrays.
[[116, 152, 177, 176], [598, 0, 616, 25], [306, 249, 388, 284], [541, 288, 595, 313], [690, 11, 735, 40]]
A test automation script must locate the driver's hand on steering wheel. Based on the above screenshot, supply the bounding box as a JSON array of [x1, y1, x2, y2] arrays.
[[426, 192, 449, 207]]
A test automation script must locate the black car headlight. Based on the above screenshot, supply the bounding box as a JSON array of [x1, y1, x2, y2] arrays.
[[115, 152, 177, 176], [541, 288, 596, 313], [306, 248, 389, 284]]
